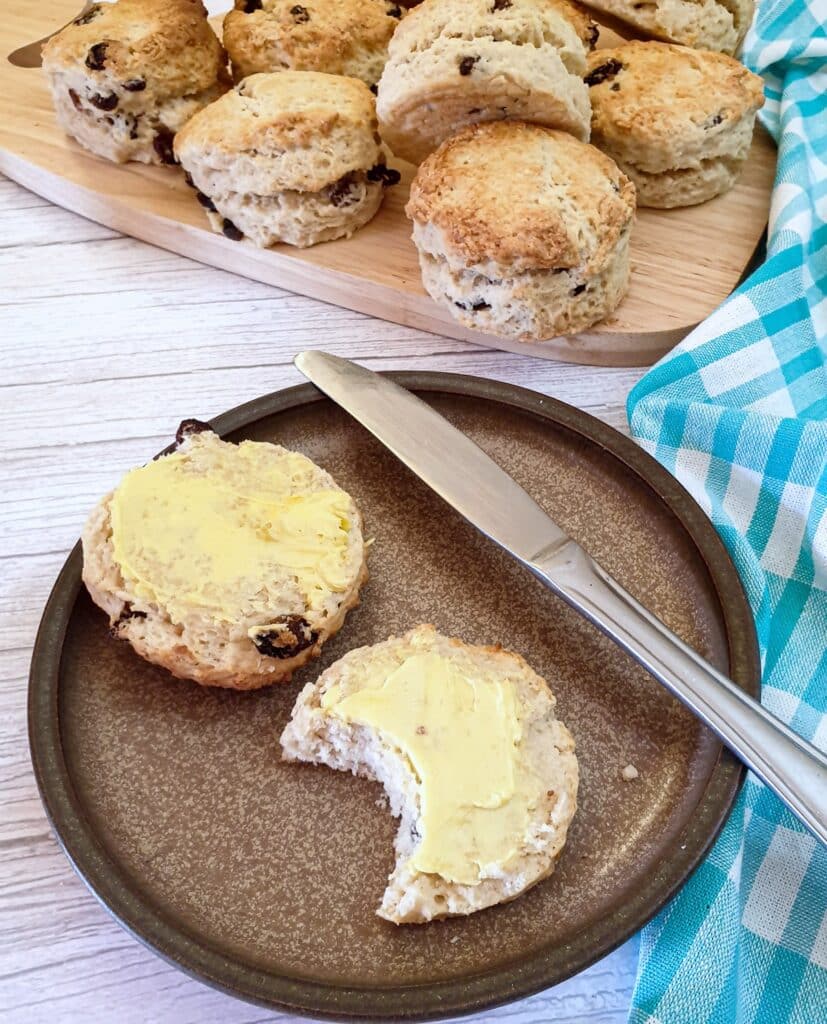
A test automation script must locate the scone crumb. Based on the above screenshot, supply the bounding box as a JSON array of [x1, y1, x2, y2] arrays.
[[621, 763, 639, 781]]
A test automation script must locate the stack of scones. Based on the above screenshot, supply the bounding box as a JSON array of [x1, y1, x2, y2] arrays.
[[44, 0, 764, 341]]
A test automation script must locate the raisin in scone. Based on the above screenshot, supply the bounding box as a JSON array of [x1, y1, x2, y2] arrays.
[[376, 0, 597, 165], [82, 424, 368, 689], [579, 0, 755, 55], [586, 42, 764, 208], [42, 0, 229, 165], [406, 120, 635, 341], [281, 625, 578, 923], [223, 0, 403, 89], [174, 71, 399, 247]]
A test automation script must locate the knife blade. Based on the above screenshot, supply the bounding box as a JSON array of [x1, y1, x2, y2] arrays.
[[295, 350, 827, 847]]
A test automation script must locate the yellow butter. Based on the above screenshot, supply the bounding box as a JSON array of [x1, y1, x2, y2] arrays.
[[110, 441, 356, 624], [322, 651, 543, 885]]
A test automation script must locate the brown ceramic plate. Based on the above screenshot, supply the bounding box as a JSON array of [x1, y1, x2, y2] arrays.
[[29, 373, 760, 1020]]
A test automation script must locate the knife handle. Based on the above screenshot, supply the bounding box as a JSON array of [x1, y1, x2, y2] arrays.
[[530, 541, 827, 847]]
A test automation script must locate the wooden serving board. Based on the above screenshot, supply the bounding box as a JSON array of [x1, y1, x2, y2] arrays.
[[1, 0, 776, 366]]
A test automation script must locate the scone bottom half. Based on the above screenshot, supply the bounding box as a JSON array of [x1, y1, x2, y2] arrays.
[[173, 71, 402, 249], [81, 421, 368, 690], [41, 0, 230, 166], [406, 121, 636, 343], [281, 625, 579, 923]]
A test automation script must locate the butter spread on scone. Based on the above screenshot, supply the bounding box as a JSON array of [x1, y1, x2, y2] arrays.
[[376, 0, 598, 165], [174, 71, 398, 247], [586, 41, 765, 208], [82, 426, 367, 689], [281, 625, 578, 922], [42, 0, 229, 165]]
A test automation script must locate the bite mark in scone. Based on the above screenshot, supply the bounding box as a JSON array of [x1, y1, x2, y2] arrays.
[[81, 428, 368, 689], [41, 0, 230, 165], [281, 624, 579, 923]]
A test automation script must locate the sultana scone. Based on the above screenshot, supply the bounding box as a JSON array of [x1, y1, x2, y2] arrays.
[[42, 0, 229, 165]]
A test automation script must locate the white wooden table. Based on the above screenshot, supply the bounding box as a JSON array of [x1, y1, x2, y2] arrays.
[[0, 173, 647, 1023]]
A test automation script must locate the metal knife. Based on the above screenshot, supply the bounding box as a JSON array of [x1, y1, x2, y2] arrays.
[[295, 350, 827, 847]]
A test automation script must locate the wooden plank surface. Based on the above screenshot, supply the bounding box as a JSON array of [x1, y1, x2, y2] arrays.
[[0, 172, 647, 1022], [0, 0, 776, 366]]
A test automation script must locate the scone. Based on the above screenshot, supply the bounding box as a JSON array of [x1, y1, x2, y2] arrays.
[[223, 0, 403, 89], [174, 72, 398, 247], [376, 0, 597, 165], [586, 42, 765, 208], [579, 0, 755, 55], [42, 0, 229, 165], [406, 121, 635, 341], [281, 625, 578, 923], [82, 423, 368, 689]]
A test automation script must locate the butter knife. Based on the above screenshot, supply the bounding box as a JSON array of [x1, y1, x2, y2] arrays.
[[295, 350, 827, 847]]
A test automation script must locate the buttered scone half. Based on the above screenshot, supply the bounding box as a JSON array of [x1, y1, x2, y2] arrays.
[[376, 0, 597, 165], [406, 121, 635, 341], [586, 42, 764, 208], [223, 0, 404, 89], [281, 625, 578, 923], [82, 424, 367, 689], [579, 0, 755, 55], [174, 72, 399, 248], [42, 0, 229, 165]]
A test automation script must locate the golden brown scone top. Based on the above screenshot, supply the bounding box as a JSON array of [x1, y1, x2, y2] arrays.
[[174, 72, 382, 191], [41, 0, 227, 99], [586, 41, 765, 146], [223, 0, 403, 77], [389, 0, 598, 55], [406, 121, 635, 274]]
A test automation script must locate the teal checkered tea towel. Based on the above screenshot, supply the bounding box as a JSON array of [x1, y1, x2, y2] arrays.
[[626, 1, 827, 1021]]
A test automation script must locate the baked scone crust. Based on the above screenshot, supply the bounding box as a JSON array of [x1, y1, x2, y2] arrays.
[[174, 72, 383, 193], [223, 0, 403, 86], [376, 0, 597, 164], [586, 41, 764, 207], [406, 121, 635, 275], [579, 0, 755, 55], [281, 624, 579, 924], [42, 0, 229, 164]]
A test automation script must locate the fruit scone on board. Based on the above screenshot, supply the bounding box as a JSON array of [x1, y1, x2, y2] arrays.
[[42, 0, 229, 164], [282, 625, 579, 923], [585, 41, 764, 208], [376, 0, 599, 165], [81, 422, 368, 689], [223, 0, 404, 90], [174, 71, 400, 247]]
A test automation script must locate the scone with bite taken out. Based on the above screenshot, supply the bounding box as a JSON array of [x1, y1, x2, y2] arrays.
[[223, 0, 404, 90], [376, 0, 598, 165], [174, 71, 399, 247], [41, 0, 229, 165], [585, 41, 765, 208], [281, 624, 578, 923], [82, 423, 368, 689], [406, 120, 635, 342]]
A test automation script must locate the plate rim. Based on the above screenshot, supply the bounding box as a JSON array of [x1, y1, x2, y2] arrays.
[[28, 371, 761, 1021]]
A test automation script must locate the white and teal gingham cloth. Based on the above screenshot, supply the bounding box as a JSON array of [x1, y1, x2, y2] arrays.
[[626, 1, 827, 1021]]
